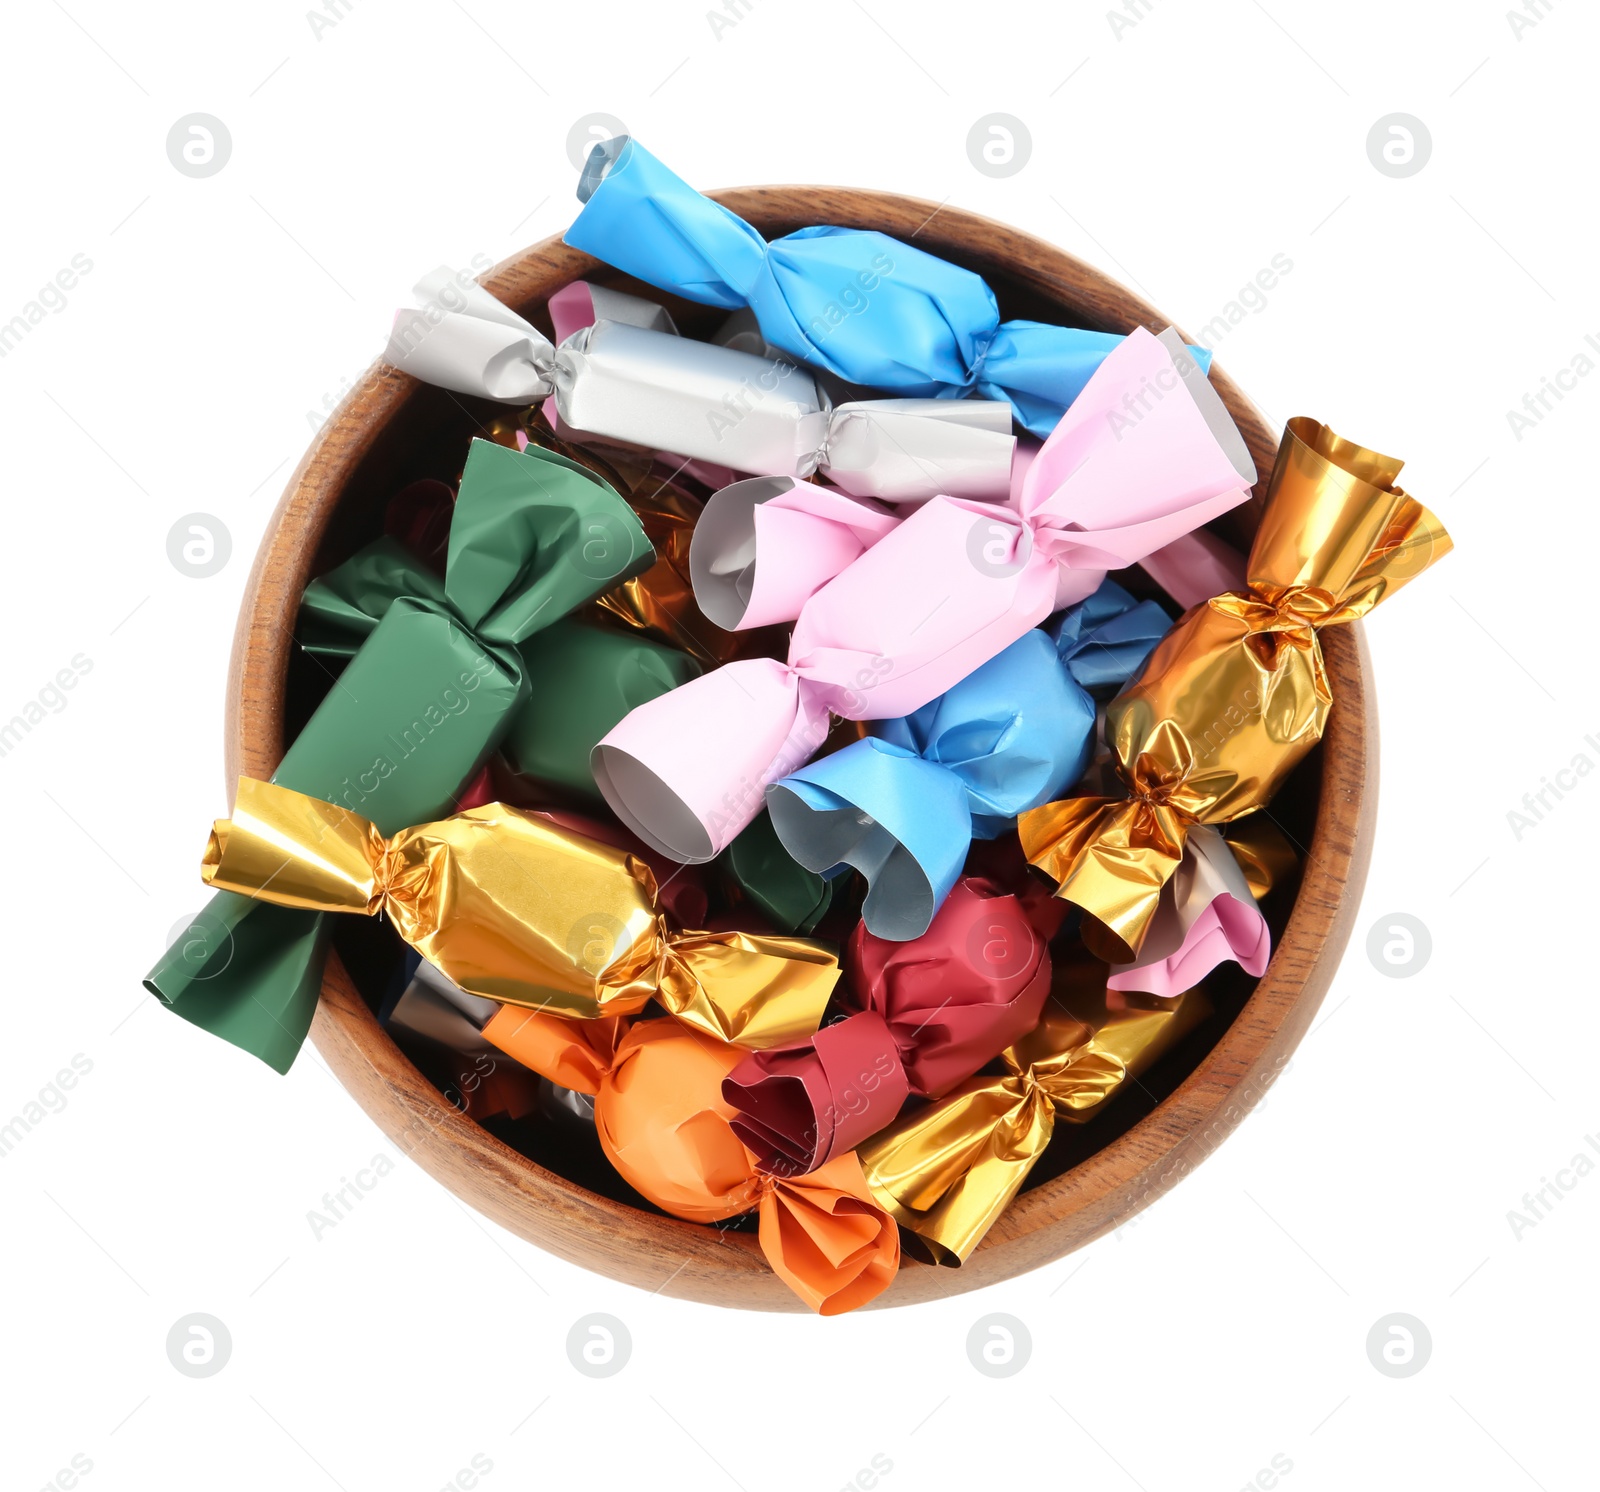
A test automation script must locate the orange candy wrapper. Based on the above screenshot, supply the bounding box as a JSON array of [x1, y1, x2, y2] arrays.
[[201, 778, 837, 1047], [486, 1010, 900, 1313], [1020, 418, 1451, 958]]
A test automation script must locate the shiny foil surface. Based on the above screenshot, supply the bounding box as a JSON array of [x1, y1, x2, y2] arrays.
[[1020, 418, 1451, 959]]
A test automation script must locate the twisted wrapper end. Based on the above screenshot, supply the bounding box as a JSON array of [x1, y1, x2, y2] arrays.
[[722, 1009, 913, 1178], [756, 1153, 902, 1315], [480, 1008, 630, 1096], [202, 777, 391, 915], [1108, 824, 1273, 996], [859, 1075, 1053, 1267], [385, 267, 559, 404], [1017, 795, 1189, 962], [859, 975, 1212, 1264], [651, 929, 840, 1049], [590, 1020, 900, 1312], [203, 780, 837, 1041], [1255, 417, 1453, 622]]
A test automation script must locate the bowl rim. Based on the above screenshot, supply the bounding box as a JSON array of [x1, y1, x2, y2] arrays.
[[225, 185, 1376, 1310]]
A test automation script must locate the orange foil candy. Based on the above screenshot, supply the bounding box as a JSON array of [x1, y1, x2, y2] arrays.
[[484, 1011, 899, 1314]]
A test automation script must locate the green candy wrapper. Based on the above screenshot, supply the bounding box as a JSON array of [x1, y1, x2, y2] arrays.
[[502, 618, 702, 802], [295, 535, 451, 660], [145, 439, 652, 1072], [721, 811, 836, 935]]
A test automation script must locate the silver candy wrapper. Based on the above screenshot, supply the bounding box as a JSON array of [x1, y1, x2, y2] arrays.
[[386, 267, 1017, 503], [391, 960, 598, 1126], [714, 306, 782, 361], [385, 267, 674, 401], [539, 1078, 598, 1125], [385, 959, 505, 1065]]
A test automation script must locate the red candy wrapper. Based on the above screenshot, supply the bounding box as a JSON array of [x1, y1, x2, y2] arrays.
[[723, 878, 1051, 1176]]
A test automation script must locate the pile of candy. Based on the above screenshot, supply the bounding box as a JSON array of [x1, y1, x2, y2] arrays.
[[148, 140, 1451, 1313]]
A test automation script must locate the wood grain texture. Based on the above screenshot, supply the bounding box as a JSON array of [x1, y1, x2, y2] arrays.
[[225, 187, 1377, 1310]]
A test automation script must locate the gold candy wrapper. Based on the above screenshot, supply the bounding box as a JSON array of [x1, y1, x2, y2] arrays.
[[202, 778, 837, 1047], [1222, 817, 1300, 903], [858, 960, 1212, 1265], [1020, 418, 1451, 959], [586, 477, 750, 665]]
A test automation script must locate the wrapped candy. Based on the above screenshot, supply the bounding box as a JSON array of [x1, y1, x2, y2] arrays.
[[858, 961, 1213, 1264], [689, 478, 900, 631], [1020, 417, 1452, 959], [685, 464, 1241, 639], [565, 136, 1214, 438], [302, 546, 702, 809], [719, 811, 836, 936], [381, 956, 542, 1122], [385, 268, 1017, 503], [144, 439, 652, 1072], [576, 455, 759, 667], [484, 1012, 899, 1313], [722, 879, 1051, 1176], [593, 325, 1257, 863], [501, 619, 701, 803], [764, 580, 1170, 941], [1106, 825, 1270, 997], [200, 778, 839, 1048]]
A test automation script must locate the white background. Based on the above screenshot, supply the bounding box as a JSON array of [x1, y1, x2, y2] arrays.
[[1, 1, 1594, 1488]]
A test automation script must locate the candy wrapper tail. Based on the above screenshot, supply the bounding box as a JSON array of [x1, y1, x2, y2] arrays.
[[386, 269, 1016, 504]]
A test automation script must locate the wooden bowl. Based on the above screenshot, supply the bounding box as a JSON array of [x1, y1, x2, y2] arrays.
[[226, 187, 1375, 1309]]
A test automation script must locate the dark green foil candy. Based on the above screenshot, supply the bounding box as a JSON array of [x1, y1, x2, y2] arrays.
[[721, 811, 835, 936], [145, 439, 653, 1073], [503, 619, 702, 803]]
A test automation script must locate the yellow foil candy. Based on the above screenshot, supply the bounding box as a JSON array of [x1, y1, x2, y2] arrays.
[[202, 778, 837, 1046], [858, 964, 1211, 1265], [1222, 817, 1300, 903], [1020, 417, 1451, 959], [587, 476, 753, 666]]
